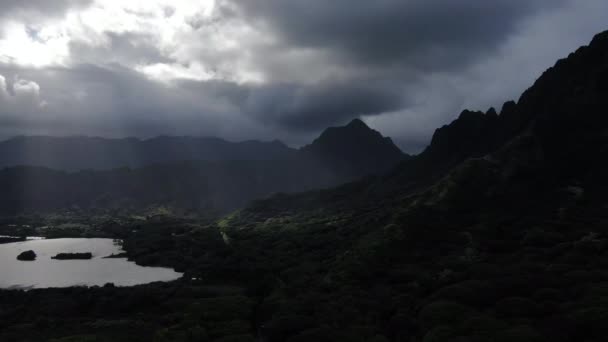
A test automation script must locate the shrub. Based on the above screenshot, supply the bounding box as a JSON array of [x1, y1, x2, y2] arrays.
[[522, 228, 564, 247], [422, 326, 457, 342], [431, 281, 488, 307], [532, 288, 564, 302], [212, 335, 256, 342], [494, 297, 540, 318], [494, 325, 542, 342], [287, 327, 337, 342]]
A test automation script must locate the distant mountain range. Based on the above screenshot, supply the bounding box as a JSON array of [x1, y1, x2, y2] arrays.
[[0, 120, 408, 213], [0, 135, 294, 171]]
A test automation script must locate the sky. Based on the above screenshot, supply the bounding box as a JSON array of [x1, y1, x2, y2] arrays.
[[0, 0, 606, 153]]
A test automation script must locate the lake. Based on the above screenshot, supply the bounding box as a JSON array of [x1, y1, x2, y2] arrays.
[[0, 238, 183, 289]]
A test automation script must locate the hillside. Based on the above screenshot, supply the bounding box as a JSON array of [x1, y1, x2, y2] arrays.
[[204, 29, 608, 341]]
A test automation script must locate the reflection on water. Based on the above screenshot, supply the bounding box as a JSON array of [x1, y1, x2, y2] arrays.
[[0, 238, 182, 289]]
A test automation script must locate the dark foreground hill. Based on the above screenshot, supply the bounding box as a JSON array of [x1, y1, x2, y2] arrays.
[[0, 120, 407, 213], [2, 30, 608, 342]]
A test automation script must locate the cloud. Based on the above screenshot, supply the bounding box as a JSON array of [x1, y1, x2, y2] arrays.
[[225, 0, 567, 71], [0, 0, 606, 153], [0, 74, 44, 112], [68, 31, 173, 66], [0, 63, 283, 142], [0, 0, 92, 21], [0, 63, 402, 141], [364, 0, 608, 153], [243, 78, 405, 131]]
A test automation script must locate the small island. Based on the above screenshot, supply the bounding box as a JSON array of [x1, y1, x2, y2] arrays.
[[103, 252, 128, 259], [17, 250, 37, 261], [51, 252, 93, 260]]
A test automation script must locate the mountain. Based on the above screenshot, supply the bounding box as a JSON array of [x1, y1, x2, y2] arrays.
[[301, 119, 408, 179], [0, 120, 407, 174], [200, 30, 608, 341], [0, 120, 407, 213], [0, 136, 295, 171]]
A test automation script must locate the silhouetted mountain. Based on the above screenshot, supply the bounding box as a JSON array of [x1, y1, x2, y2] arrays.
[[301, 119, 408, 179], [384, 31, 608, 190], [0, 136, 295, 170], [405, 29, 608, 186]]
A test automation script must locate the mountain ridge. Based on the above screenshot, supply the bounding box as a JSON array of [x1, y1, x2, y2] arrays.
[[0, 119, 405, 173], [206, 29, 608, 341], [0, 119, 408, 213], [0, 135, 296, 171], [239, 28, 608, 223]]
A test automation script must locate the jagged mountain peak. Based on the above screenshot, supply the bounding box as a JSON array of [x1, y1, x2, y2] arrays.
[[306, 118, 399, 149], [300, 118, 407, 179], [344, 118, 369, 129]]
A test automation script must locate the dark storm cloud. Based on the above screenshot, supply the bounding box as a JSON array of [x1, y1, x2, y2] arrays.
[[209, 0, 572, 136], [0, 63, 242, 138], [226, 0, 566, 71], [243, 79, 405, 131], [0, 61, 404, 137], [180, 76, 406, 132]]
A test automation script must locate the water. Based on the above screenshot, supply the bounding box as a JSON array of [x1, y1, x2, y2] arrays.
[[0, 238, 183, 289]]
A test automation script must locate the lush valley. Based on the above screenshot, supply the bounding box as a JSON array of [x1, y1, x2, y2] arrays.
[[1, 30, 608, 342]]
